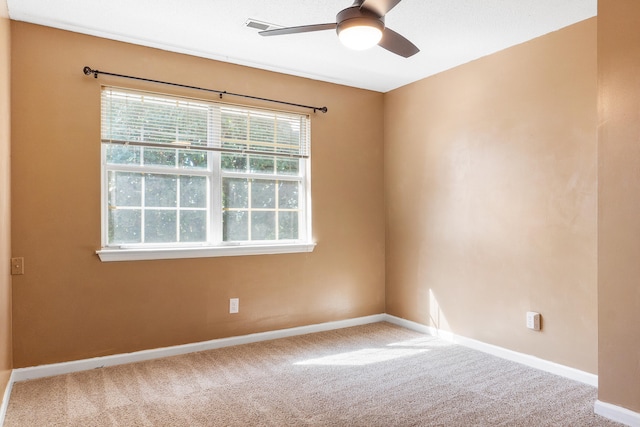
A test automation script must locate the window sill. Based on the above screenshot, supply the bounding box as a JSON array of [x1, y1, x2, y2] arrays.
[[96, 242, 316, 262]]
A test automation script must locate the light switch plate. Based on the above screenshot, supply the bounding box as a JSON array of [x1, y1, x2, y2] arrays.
[[230, 298, 239, 314]]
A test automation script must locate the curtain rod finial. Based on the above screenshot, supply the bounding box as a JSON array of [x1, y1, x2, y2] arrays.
[[83, 66, 98, 78]]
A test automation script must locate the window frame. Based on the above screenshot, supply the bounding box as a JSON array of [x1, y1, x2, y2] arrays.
[[96, 87, 315, 262]]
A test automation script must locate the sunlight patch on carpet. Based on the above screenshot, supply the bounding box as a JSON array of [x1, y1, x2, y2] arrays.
[[387, 336, 454, 348], [294, 348, 429, 366]]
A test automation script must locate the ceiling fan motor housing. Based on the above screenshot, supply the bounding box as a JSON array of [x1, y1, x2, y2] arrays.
[[336, 6, 385, 36]]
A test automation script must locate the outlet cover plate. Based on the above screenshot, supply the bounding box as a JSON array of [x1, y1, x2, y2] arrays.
[[526, 311, 541, 331], [11, 257, 24, 275]]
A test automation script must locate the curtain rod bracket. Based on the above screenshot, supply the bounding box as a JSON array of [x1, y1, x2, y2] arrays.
[[82, 66, 327, 113]]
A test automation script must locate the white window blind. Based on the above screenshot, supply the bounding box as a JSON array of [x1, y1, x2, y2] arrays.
[[101, 87, 311, 158]]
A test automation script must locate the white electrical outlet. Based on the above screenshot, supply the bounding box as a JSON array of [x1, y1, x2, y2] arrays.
[[229, 298, 239, 314], [526, 311, 541, 331]]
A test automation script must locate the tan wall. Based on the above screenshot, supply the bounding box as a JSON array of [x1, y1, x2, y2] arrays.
[[10, 22, 385, 368], [0, 0, 12, 398], [384, 19, 598, 372], [597, 1, 640, 413]]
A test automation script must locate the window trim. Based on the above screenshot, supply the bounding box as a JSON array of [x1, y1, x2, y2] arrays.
[[98, 86, 315, 262], [96, 242, 316, 262]]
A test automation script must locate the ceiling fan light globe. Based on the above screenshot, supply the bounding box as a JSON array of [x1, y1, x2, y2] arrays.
[[337, 18, 383, 50]]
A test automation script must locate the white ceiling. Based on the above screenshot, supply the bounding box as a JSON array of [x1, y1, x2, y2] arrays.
[[7, 0, 596, 93]]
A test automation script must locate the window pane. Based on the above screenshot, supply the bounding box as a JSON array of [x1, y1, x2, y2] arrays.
[[180, 176, 207, 208], [222, 178, 248, 209], [143, 147, 176, 167], [250, 114, 275, 145], [104, 92, 144, 142], [278, 181, 299, 209], [180, 210, 207, 242], [145, 174, 177, 207], [276, 116, 301, 146], [251, 180, 275, 209], [276, 158, 299, 175], [221, 154, 247, 172], [221, 110, 248, 142], [175, 105, 208, 145], [178, 151, 207, 169], [108, 172, 142, 207], [279, 212, 298, 240], [145, 210, 177, 243], [223, 211, 248, 241], [249, 155, 275, 174], [143, 100, 177, 144], [106, 145, 141, 165], [251, 211, 276, 240], [109, 209, 141, 244]]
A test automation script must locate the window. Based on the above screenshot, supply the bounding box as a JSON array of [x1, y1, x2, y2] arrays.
[[97, 87, 314, 262]]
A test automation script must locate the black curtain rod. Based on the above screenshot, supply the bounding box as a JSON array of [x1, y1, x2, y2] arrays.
[[82, 66, 328, 114]]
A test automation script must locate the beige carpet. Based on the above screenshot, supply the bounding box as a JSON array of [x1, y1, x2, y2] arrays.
[[4, 322, 622, 426]]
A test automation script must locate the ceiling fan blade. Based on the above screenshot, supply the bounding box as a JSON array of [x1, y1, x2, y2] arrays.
[[259, 23, 337, 37], [378, 27, 419, 58], [360, 0, 402, 17]]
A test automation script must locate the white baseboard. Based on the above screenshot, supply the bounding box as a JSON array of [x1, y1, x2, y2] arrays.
[[0, 371, 15, 427], [12, 314, 387, 382], [383, 314, 598, 387], [12, 313, 598, 387], [4, 313, 607, 426], [595, 400, 640, 427]]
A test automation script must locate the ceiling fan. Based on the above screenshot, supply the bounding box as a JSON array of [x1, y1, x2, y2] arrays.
[[259, 0, 419, 58]]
